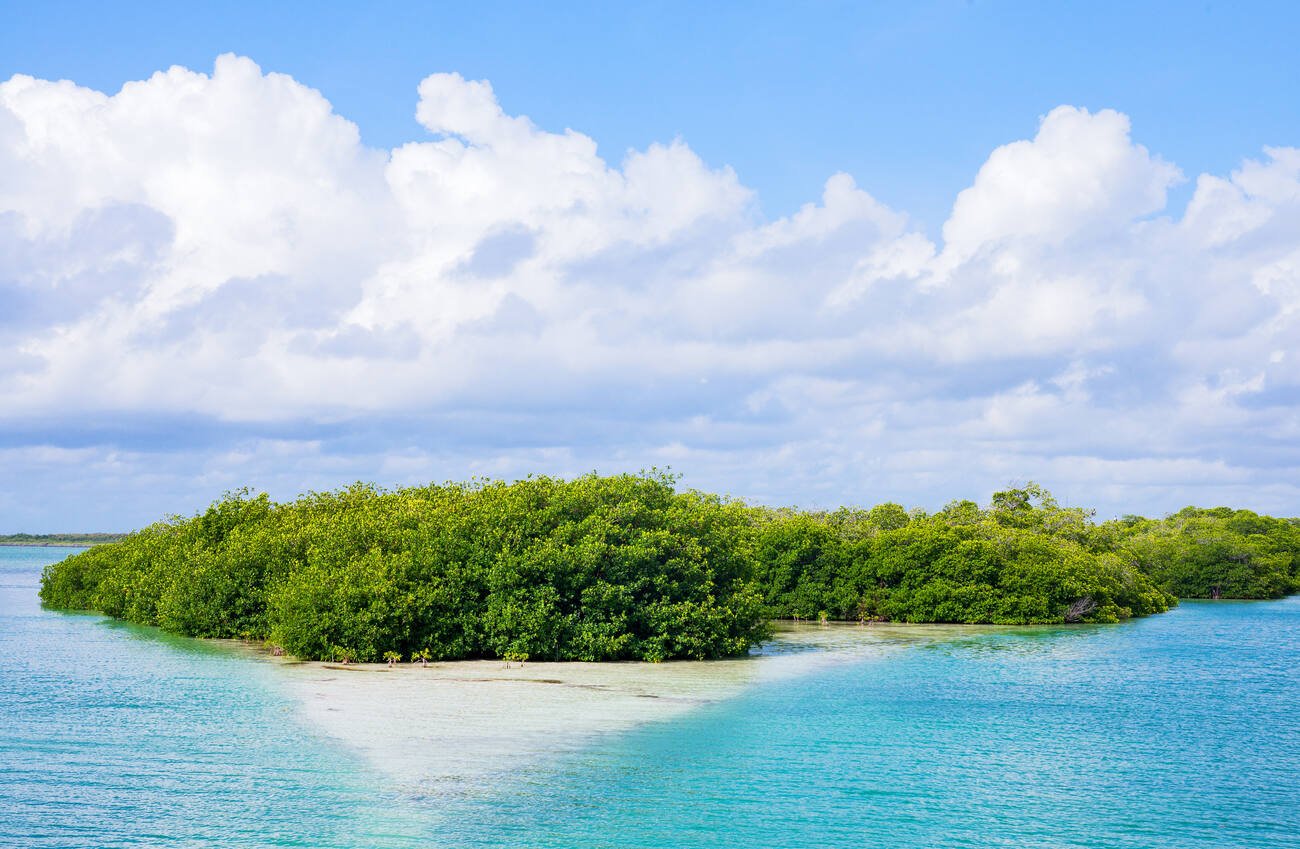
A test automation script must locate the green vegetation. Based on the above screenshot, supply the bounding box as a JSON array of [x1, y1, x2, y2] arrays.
[[39, 473, 766, 663], [1, 533, 123, 546], [1105, 507, 1300, 599], [37, 475, 1300, 662], [752, 484, 1175, 625]]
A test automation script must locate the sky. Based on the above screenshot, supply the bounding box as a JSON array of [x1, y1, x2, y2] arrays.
[[1, 1, 1299, 530]]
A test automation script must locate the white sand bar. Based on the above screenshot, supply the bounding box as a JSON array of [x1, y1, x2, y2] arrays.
[[270, 623, 991, 796]]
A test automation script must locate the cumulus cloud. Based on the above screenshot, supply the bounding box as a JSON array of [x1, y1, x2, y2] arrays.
[[940, 106, 1183, 262], [1, 55, 1298, 528]]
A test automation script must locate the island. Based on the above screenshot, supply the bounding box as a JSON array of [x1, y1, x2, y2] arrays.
[[38, 473, 1300, 663]]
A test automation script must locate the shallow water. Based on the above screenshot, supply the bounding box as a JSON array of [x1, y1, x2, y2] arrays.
[[432, 602, 1300, 848], [0, 546, 432, 848], [4, 546, 1298, 848]]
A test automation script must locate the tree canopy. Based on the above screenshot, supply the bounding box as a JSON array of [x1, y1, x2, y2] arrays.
[[40, 473, 766, 662], [38, 476, 1298, 662]]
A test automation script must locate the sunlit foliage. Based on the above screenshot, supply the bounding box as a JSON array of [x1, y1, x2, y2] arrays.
[[39, 477, 1297, 661], [40, 473, 766, 662], [1106, 507, 1300, 599], [752, 484, 1175, 625]]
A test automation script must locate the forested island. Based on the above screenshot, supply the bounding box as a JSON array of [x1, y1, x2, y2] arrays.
[[38, 473, 1300, 663], [1, 533, 123, 546]]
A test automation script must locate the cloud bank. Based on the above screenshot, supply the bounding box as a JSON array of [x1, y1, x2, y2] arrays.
[[2, 55, 1298, 529]]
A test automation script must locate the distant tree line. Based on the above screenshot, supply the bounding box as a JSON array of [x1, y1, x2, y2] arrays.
[[37, 474, 1300, 662], [1, 533, 123, 546]]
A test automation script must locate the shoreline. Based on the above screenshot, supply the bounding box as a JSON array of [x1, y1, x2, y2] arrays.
[[262, 622, 1018, 797], [272, 654, 766, 796]]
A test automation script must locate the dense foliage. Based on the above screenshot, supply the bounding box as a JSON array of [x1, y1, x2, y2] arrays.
[[38, 476, 1299, 661], [752, 485, 1175, 625], [1106, 507, 1300, 599], [39, 474, 766, 662]]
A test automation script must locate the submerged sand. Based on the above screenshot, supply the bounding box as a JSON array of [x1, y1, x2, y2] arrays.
[[269, 623, 1005, 796]]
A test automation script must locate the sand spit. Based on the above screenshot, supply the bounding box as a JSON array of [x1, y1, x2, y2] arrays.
[[270, 623, 993, 796], [277, 657, 756, 796]]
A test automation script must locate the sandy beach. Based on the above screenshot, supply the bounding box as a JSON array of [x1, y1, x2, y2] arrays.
[[268, 623, 949, 796]]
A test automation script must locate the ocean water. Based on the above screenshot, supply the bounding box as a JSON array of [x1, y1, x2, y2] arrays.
[[4, 546, 1298, 848], [450, 601, 1300, 849]]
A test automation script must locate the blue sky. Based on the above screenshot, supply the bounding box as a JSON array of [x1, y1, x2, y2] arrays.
[[5, 1, 1298, 229], [1, 1, 1299, 530]]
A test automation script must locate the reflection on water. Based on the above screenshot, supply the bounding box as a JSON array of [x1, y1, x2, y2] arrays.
[[764, 617, 1112, 658]]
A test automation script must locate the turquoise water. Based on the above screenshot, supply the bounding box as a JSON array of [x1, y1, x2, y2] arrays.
[[0, 546, 431, 848], [4, 546, 1298, 848], [456, 601, 1300, 848]]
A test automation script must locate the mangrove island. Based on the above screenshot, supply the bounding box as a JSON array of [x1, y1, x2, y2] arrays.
[[38, 473, 1300, 663]]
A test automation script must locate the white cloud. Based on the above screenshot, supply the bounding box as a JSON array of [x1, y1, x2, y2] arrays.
[[939, 106, 1182, 267], [1, 56, 1298, 529]]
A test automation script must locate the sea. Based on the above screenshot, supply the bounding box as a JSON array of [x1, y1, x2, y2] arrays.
[[2, 545, 1297, 848]]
